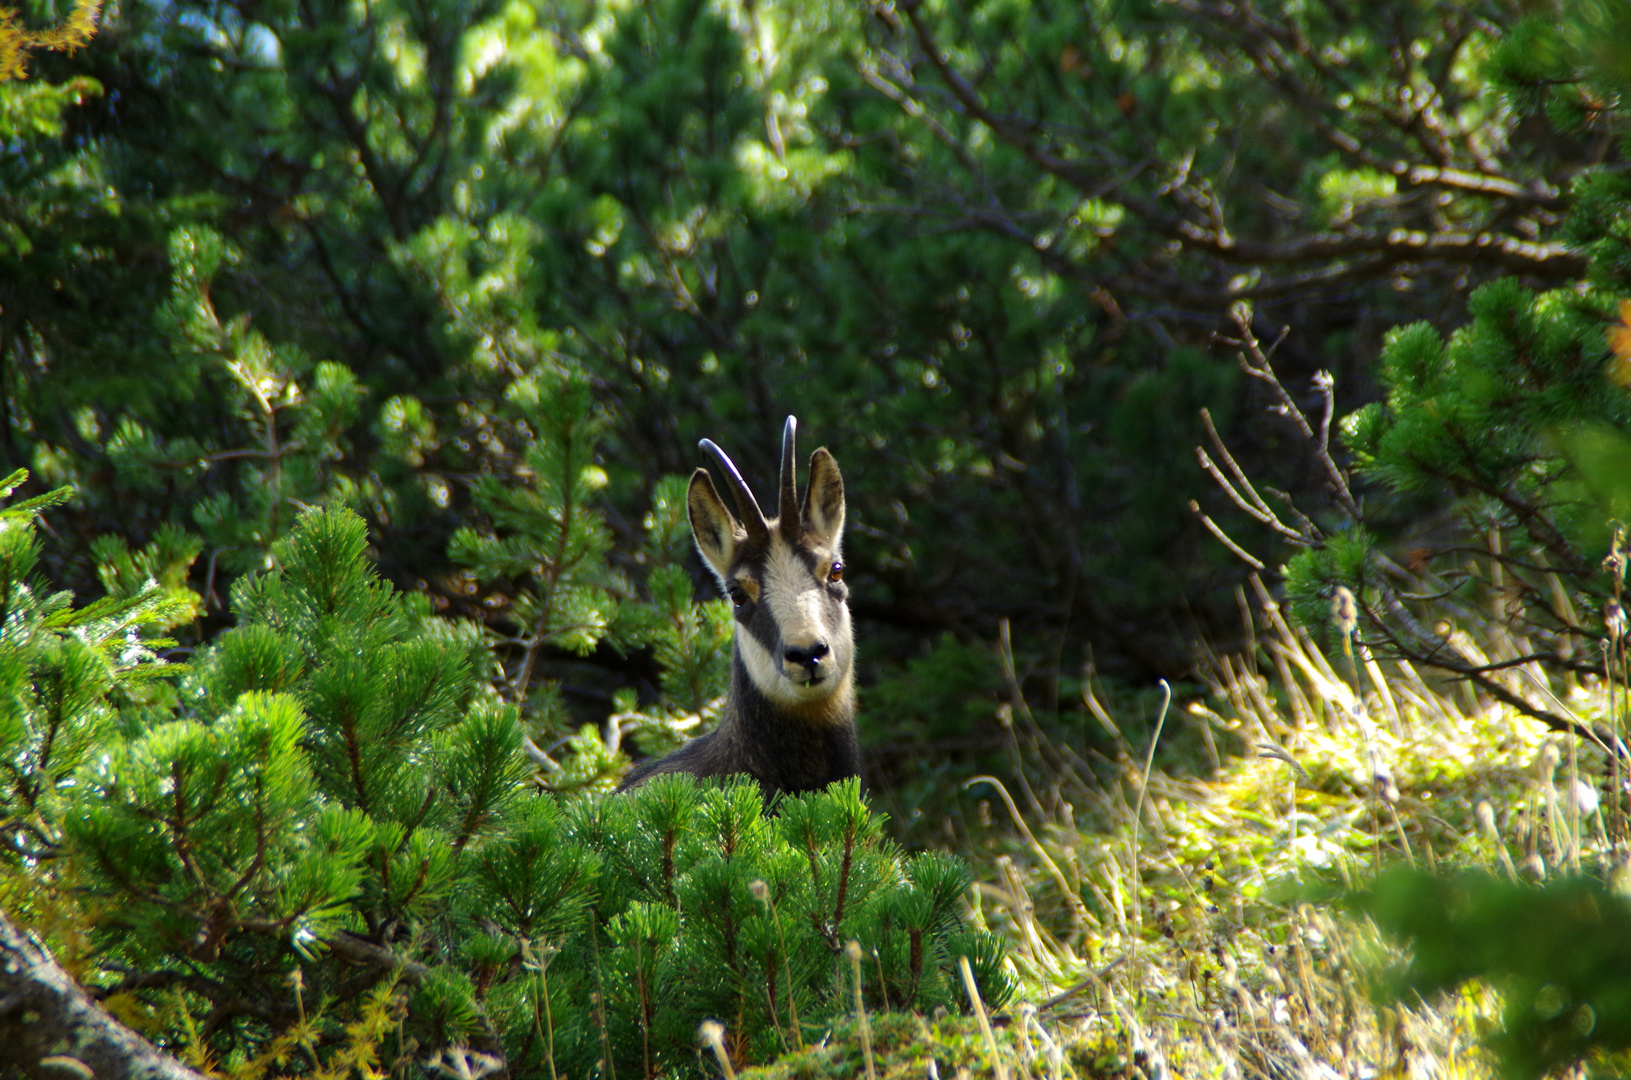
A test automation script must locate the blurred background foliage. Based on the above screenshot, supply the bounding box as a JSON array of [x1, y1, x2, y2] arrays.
[[9, 0, 1631, 1076], [0, 0, 1626, 792]]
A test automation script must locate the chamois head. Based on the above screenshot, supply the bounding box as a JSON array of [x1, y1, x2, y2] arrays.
[[688, 417, 852, 711]]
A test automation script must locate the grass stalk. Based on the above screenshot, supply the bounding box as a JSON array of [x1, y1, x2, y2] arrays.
[[846, 940, 877, 1080], [1128, 680, 1172, 943], [751, 878, 804, 1051], [960, 953, 1010, 1080], [700, 1021, 737, 1080]]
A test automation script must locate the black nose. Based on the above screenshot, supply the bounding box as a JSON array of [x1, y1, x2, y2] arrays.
[[784, 641, 830, 667]]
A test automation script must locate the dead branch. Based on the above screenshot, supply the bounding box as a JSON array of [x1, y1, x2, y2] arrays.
[[0, 909, 208, 1080]]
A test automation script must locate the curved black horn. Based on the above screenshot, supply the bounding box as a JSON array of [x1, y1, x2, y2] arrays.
[[778, 416, 799, 541], [699, 438, 769, 543]]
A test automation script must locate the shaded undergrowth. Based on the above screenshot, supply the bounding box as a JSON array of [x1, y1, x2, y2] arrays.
[[802, 580, 1626, 1080]]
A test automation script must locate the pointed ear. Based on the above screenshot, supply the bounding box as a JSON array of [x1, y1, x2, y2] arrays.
[[688, 468, 741, 584], [801, 448, 845, 550]]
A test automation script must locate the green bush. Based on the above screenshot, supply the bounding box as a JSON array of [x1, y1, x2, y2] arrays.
[[530, 774, 1012, 1077], [1362, 871, 1631, 1080], [1229, 10, 1631, 730], [0, 490, 1008, 1076]]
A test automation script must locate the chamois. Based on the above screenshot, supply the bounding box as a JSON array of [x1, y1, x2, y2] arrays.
[[617, 417, 859, 799]]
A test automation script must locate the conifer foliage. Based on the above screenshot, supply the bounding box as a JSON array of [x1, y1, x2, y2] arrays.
[[445, 370, 736, 794], [17, 0, 1626, 695], [1242, 13, 1631, 741], [0, 488, 1006, 1078], [553, 775, 1012, 1078], [449, 371, 620, 703], [0, 469, 190, 859]]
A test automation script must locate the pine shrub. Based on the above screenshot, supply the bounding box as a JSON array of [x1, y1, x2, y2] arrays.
[[1259, 18, 1631, 699], [0, 485, 1007, 1077]]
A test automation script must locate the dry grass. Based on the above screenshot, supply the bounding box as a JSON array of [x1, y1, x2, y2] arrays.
[[918, 592, 1625, 1080]]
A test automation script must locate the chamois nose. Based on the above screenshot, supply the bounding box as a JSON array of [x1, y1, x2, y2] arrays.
[[784, 641, 829, 668]]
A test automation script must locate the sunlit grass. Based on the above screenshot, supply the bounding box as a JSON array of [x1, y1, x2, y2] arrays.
[[784, 591, 1622, 1080]]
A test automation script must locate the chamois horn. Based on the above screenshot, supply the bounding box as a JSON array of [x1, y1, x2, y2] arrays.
[[778, 415, 800, 542], [699, 437, 769, 545]]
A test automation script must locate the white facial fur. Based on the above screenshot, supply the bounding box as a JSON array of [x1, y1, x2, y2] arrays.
[[686, 435, 850, 711], [734, 536, 853, 706]]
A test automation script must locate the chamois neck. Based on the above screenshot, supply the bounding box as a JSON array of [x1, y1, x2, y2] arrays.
[[723, 650, 859, 795]]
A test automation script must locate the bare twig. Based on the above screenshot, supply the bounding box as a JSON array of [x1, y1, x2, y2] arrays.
[[1189, 502, 1268, 570], [1196, 409, 1307, 541], [1225, 305, 1361, 519]]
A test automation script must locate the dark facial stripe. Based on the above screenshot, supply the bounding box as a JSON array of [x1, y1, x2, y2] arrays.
[[732, 535, 844, 663], [742, 600, 782, 654]]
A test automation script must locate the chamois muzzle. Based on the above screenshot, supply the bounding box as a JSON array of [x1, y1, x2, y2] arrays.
[[782, 641, 830, 683]]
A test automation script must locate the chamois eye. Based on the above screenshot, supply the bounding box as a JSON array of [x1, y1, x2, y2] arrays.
[[727, 584, 748, 606], [828, 562, 844, 583]]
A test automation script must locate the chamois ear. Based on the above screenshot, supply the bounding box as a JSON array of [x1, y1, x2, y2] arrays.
[[688, 468, 741, 585], [802, 448, 845, 551]]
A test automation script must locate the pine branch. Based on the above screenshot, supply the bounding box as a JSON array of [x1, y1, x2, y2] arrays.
[[328, 930, 434, 983], [1362, 587, 1623, 757], [892, 0, 1586, 303], [0, 910, 207, 1080], [1165, 219, 1584, 277], [328, 932, 511, 1067]]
